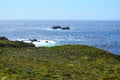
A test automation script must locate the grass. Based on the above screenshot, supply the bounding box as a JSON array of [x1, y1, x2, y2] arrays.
[[0, 40, 35, 48], [0, 40, 120, 80]]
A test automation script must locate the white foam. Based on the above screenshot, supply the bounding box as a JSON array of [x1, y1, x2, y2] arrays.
[[23, 40, 32, 43], [17, 39, 56, 47], [32, 40, 56, 47]]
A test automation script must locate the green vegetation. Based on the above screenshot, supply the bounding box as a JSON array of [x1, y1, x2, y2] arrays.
[[0, 40, 35, 48], [0, 39, 120, 80]]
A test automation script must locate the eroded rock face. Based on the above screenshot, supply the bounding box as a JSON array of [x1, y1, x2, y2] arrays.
[[0, 36, 9, 40]]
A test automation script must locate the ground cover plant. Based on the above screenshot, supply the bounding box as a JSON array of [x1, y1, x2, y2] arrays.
[[0, 39, 120, 80]]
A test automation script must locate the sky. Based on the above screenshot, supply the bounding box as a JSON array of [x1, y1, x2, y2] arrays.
[[0, 0, 120, 20]]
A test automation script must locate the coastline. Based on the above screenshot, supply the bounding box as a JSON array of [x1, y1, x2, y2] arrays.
[[0, 37, 120, 79], [0, 20, 120, 55]]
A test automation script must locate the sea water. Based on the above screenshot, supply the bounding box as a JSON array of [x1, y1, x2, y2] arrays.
[[0, 20, 120, 55]]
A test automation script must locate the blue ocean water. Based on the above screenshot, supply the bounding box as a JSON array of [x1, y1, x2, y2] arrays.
[[0, 20, 120, 55]]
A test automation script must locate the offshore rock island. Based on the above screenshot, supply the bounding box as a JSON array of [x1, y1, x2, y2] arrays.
[[52, 25, 71, 30]]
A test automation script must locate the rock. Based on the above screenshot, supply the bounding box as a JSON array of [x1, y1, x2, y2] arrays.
[[0, 36, 9, 40], [31, 39, 37, 42], [28, 39, 37, 42], [52, 26, 62, 29], [61, 26, 70, 30], [52, 26, 70, 30]]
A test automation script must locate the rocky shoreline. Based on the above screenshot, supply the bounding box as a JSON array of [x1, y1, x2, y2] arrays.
[[0, 36, 57, 47]]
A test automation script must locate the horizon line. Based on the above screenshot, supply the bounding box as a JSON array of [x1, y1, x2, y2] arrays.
[[0, 19, 120, 21]]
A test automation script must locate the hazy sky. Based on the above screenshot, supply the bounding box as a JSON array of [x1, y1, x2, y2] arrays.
[[0, 0, 120, 20]]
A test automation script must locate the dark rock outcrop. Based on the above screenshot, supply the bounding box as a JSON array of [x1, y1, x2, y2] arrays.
[[29, 39, 37, 42], [61, 26, 70, 30], [52, 26, 70, 30], [0, 37, 35, 48], [0, 36, 9, 40], [52, 26, 62, 29]]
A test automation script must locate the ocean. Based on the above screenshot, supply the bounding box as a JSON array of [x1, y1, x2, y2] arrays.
[[0, 20, 120, 55]]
